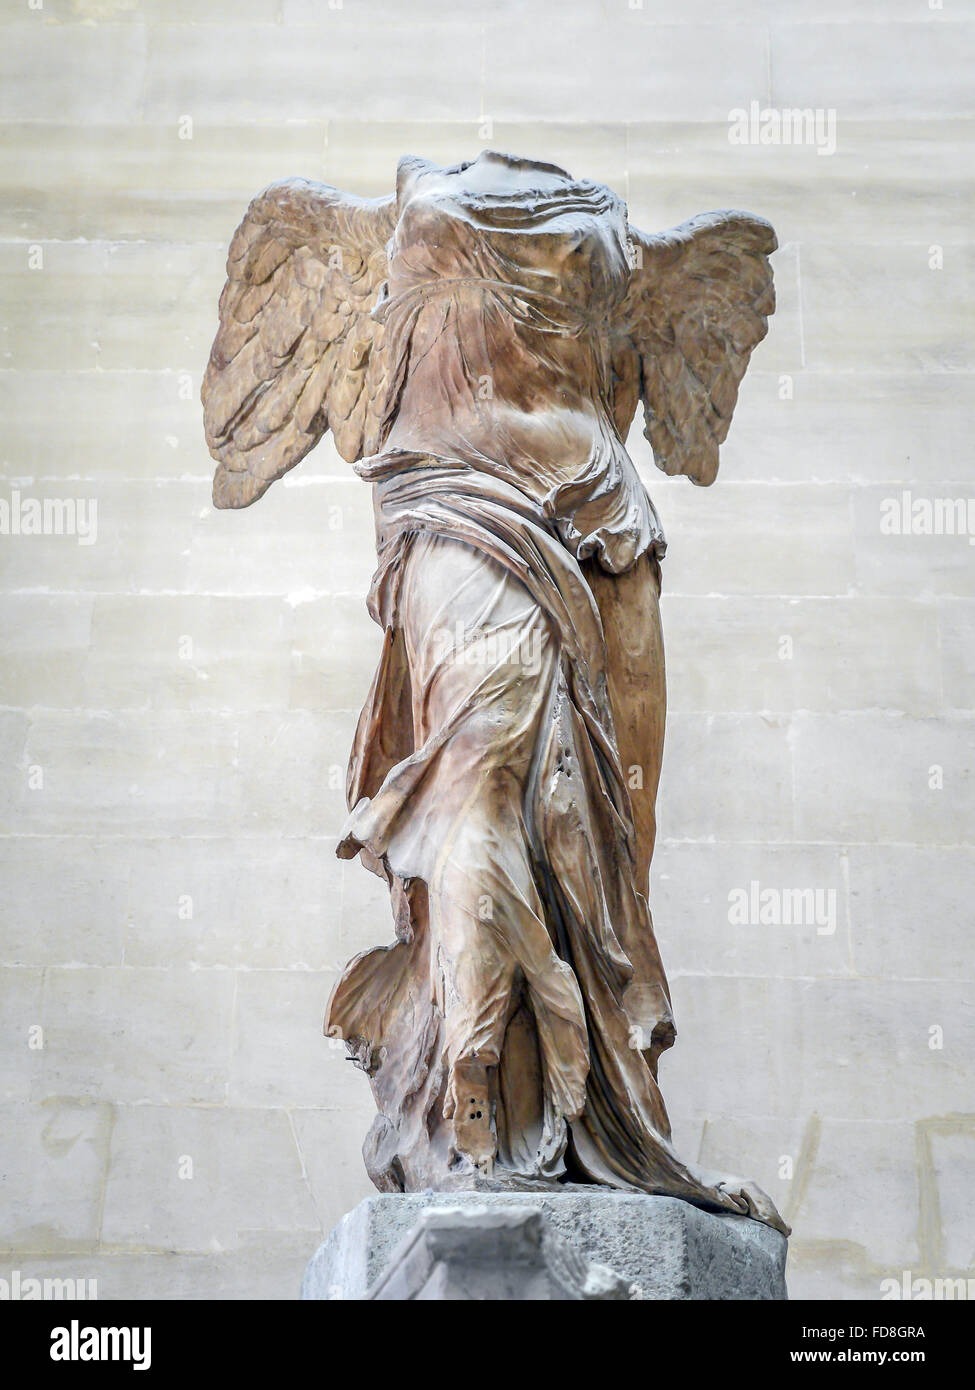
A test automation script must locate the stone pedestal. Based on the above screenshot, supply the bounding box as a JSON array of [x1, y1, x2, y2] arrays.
[[301, 1192, 788, 1301]]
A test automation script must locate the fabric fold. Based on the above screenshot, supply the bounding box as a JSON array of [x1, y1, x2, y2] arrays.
[[327, 454, 724, 1205]]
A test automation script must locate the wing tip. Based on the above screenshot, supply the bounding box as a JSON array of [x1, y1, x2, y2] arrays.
[[212, 465, 269, 510], [687, 209, 778, 255]]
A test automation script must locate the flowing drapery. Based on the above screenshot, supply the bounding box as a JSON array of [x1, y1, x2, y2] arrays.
[[327, 455, 728, 1207]]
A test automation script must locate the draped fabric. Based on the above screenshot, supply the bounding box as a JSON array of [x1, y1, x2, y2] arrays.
[[323, 158, 737, 1201], [326, 456, 723, 1205], [371, 156, 667, 574]]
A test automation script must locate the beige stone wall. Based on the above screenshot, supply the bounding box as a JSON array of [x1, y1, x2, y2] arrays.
[[1, 0, 972, 1300]]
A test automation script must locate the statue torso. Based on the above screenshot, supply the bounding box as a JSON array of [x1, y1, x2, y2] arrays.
[[370, 152, 664, 572]]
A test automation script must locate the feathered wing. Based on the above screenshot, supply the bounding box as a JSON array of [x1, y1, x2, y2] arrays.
[[202, 178, 397, 509], [609, 211, 777, 487]]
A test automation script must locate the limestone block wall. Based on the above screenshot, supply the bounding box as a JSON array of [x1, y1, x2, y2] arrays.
[[1, 0, 972, 1300]]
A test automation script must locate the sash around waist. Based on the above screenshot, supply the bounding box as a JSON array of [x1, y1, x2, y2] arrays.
[[356, 448, 667, 574]]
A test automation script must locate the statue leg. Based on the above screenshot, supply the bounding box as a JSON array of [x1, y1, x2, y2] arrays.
[[577, 556, 791, 1232], [435, 856, 518, 1176], [583, 551, 666, 890], [431, 770, 571, 1176], [393, 531, 585, 1180], [581, 552, 676, 1070]]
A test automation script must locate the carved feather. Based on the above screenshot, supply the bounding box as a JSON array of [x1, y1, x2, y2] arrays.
[[610, 210, 777, 486], [202, 178, 397, 509]]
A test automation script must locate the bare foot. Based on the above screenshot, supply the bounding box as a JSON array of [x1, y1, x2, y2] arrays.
[[444, 1060, 496, 1176], [706, 1172, 791, 1237]]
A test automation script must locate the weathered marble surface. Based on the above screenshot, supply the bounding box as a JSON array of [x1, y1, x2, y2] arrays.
[[366, 1207, 637, 1301], [302, 1193, 788, 1301]]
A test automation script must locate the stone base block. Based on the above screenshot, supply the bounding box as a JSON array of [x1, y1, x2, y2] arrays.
[[301, 1192, 788, 1301]]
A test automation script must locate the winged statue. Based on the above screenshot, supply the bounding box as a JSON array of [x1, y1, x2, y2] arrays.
[[202, 150, 787, 1234]]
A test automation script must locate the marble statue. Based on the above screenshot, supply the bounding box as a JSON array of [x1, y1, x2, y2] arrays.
[[202, 151, 788, 1235]]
